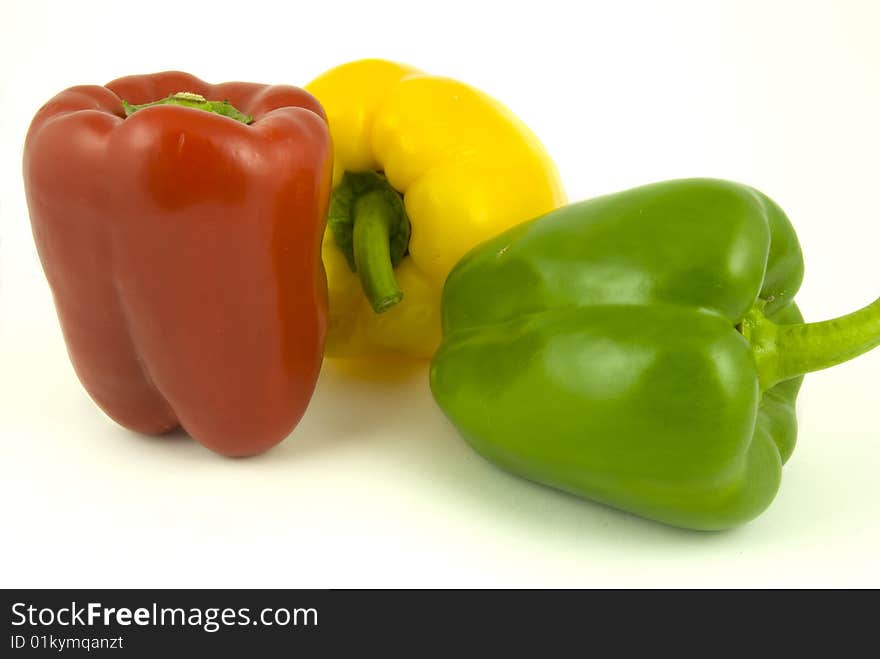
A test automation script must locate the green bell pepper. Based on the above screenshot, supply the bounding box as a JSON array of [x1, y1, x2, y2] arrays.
[[430, 179, 880, 530]]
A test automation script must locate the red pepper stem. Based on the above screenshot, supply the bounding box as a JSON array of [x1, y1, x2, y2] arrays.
[[352, 190, 404, 313], [744, 297, 880, 390], [120, 92, 253, 124]]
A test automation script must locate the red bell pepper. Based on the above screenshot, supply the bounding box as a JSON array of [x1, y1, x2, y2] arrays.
[[23, 71, 333, 456]]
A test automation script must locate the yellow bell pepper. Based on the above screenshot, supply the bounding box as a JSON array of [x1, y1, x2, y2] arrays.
[[306, 59, 566, 358]]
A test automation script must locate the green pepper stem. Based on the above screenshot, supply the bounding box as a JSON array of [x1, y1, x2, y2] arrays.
[[352, 190, 404, 313], [745, 297, 880, 390], [121, 91, 253, 124]]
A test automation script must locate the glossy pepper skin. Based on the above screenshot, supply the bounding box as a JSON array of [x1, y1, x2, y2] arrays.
[[306, 59, 566, 358], [23, 71, 333, 457], [431, 179, 880, 530]]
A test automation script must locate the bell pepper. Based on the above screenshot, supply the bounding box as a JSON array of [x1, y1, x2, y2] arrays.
[[23, 71, 333, 457], [431, 179, 880, 530], [305, 59, 566, 358]]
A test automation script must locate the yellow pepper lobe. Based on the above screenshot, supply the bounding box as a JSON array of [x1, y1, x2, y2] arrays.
[[307, 59, 566, 359]]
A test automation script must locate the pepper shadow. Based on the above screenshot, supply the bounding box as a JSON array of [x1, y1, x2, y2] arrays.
[[270, 356, 431, 461], [272, 357, 747, 553]]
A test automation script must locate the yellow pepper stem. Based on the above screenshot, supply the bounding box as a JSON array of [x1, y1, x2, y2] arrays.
[[327, 170, 411, 314], [353, 190, 404, 313]]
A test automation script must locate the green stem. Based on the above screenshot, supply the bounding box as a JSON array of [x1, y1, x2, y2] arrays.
[[327, 170, 411, 314], [744, 297, 880, 390], [121, 92, 253, 124], [352, 190, 404, 313]]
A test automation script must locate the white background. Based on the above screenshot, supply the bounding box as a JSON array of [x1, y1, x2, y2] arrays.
[[1, 0, 878, 587]]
